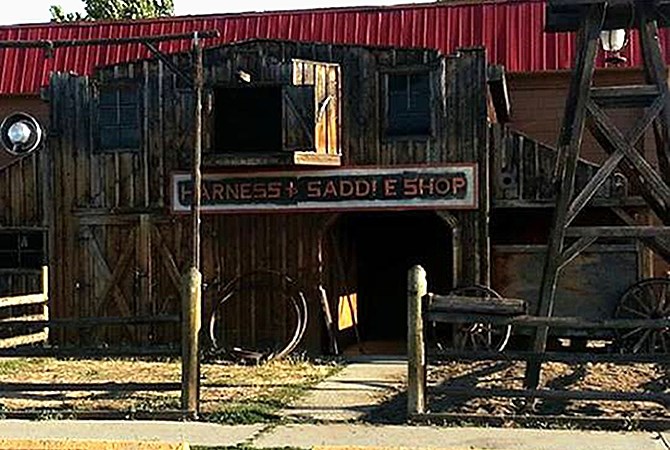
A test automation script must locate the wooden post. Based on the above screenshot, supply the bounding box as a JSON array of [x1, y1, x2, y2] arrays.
[[41, 266, 49, 342], [407, 265, 427, 416], [138, 214, 152, 342], [525, 3, 604, 390], [181, 32, 203, 419], [181, 267, 201, 417]]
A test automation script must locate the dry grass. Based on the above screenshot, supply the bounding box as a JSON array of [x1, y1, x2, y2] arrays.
[[0, 357, 339, 421], [428, 361, 669, 419]]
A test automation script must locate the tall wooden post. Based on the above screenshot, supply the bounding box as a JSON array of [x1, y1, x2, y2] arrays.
[[525, 3, 605, 389], [182, 32, 204, 418], [407, 265, 427, 416]]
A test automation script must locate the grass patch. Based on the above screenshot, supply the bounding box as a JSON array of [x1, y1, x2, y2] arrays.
[[0, 358, 36, 375], [0, 355, 341, 424]]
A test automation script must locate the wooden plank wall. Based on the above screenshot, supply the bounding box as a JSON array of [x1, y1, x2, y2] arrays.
[[446, 49, 490, 287], [0, 150, 46, 296], [491, 125, 624, 205], [0, 154, 43, 228], [46, 40, 491, 349]]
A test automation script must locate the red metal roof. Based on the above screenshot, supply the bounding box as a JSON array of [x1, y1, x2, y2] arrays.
[[0, 1, 668, 95]]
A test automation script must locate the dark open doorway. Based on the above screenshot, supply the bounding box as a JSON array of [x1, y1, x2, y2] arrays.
[[325, 211, 453, 355]]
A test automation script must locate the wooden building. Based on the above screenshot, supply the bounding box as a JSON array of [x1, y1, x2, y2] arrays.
[[40, 39, 491, 350], [0, 1, 660, 354], [1, 34, 632, 353]]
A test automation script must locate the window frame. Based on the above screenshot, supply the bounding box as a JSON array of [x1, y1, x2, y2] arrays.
[[381, 68, 434, 141], [0, 230, 47, 270], [94, 80, 142, 153]]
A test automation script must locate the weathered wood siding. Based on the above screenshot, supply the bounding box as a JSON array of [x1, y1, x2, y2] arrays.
[[491, 126, 627, 206], [46, 40, 491, 349], [0, 130, 47, 295]]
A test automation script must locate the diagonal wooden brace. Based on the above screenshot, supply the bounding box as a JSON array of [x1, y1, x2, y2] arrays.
[[567, 94, 665, 225], [586, 100, 670, 218]]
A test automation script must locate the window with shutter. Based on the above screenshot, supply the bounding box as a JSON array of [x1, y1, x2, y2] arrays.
[[385, 72, 432, 138], [97, 84, 140, 151]]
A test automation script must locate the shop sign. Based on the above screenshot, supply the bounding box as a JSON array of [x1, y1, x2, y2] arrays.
[[171, 164, 477, 213]]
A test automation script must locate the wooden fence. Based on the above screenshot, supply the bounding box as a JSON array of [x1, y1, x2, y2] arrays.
[[0, 266, 49, 349], [406, 265, 670, 430]]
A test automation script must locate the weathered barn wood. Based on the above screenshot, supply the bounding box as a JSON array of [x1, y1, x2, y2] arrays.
[[41, 39, 497, 349], [0, 151, 47, 296], [491, 126, 628, 206]]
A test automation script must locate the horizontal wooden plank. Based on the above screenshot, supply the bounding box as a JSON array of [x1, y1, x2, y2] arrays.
[[0, 227, 48, 232], [0, 410, 187, 421], [429, 350, 670, 364], [0, 330, 47, 349], [0, 381, 180, 392], [546, 1, 670, 32], [77, 213, 172, 226], [427, 386, 670, 404], [0, 294, 46, 309], [410, 413, 670, 432], [0, 346, 179, 358], [0, 315, 180, 328], [0, 314, 46, 324], [492, 197, 648, 208], [565, 226, 670, 237], [492, 243, 637, 253], [425, 312, 670, 329], [427, 294, 527, 316], [590, 85, 661, 108], [293, 152, 341, 166], [0, 269, 43, 275]]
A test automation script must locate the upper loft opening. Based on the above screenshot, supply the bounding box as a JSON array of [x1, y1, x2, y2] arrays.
[[214, 85, 284, 154], [204, 58, 342, 168]]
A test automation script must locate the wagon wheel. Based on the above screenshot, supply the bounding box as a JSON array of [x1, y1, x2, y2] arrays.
[[615, 278, 670, 354], [449, 285, 512, 352]]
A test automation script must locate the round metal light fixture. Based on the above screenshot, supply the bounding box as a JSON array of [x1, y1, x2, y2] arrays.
[[0, 112, 44, 156], [600, 29, 628, 65]]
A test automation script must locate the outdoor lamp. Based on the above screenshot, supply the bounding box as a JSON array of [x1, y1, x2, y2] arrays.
[[0, 112, 44, 156], [7, 121, 32, 144], [600, 28, 628, 65]]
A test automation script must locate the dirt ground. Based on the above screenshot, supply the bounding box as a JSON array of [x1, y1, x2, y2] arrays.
[[0, 357, 337, 418], [427, 361, 669, 419]]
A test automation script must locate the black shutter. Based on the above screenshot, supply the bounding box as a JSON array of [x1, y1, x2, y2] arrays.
[[283, 85, 315, 151]]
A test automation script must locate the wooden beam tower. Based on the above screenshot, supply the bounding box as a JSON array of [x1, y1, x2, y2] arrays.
[[527, 0, 670, 388]]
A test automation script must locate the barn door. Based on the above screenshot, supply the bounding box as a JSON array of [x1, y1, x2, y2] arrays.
[[78, 215, 183, 345]]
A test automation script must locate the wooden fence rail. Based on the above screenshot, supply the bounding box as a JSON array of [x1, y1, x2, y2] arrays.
[[0, 267, 49, 349], [407, 265, 670, 421]]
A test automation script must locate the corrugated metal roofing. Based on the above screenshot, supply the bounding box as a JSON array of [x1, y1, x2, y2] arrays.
[[0, 1, 668, 95]]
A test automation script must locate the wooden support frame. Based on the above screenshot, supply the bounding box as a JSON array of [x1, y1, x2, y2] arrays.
[[527, 1, 670, 390]]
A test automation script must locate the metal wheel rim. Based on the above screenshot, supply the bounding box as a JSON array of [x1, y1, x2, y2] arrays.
[[449, 285, 512, 352], [615, 278, 670, 354]]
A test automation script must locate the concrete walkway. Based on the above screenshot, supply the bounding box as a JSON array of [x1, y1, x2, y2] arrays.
[[282, 356, 407, 422], [0, 420, 264, 448], [0, 421, 666, 449], [257, 424, 670, 450]]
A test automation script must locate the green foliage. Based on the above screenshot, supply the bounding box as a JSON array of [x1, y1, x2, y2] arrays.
[[0, 358, 33, 375], [50, 0, 174, 22], [204, 402, 281, 425]]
